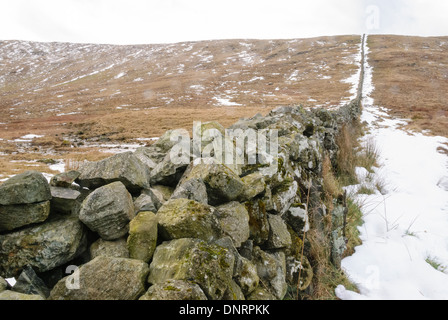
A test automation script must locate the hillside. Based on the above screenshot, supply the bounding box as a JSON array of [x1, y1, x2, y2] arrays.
[[0, 35, 363, 178], [1, 34, 448, 179]]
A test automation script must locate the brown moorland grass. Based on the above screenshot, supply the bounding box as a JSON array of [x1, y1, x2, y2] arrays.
[[0, 35, 363, 177], [368, 35, 448, 137]]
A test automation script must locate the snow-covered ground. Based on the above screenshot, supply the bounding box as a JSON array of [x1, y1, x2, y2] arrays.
[[336, 36, 448, 300]]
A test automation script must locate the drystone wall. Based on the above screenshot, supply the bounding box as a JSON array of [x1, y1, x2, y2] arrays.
[[0, 102, 361, 301], [0, 35, 366, 301]]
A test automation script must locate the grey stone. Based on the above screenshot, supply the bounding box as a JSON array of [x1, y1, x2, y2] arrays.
[[181, 162, 244, 205], [49, 256, 149, 300], [157, 198, 222, 242], [171, 178, 208, 204], [240, 172, 266, 200], [244, 199, 270, 246], [50, 170, 80, 188], [223, 280, 245, 300], [271, 179, 299, 215], [0, 277, 7, 293], [0, 171, 51, 205], [253, 247, 287, 300], [149, 150, 189, 187], [77, 152, 151, 194], [246, 287, 277, 300], [12, 265, 50, 298], [0, 201, 50, 232], [266, 214, 292, 249], [133, 189, 162, 214], [89, 237, 129, 259], [50, 186, 81, 215], [127, 211, 158, 263], [139, 280, 207, 300], [284, 204, 310, 234], [148, 238, 234, 300], [0, 216, 87, 278], [234, 256, 259, 296], [79, 181, 135, 240], [216, 202, 250, 248], [0, 290, 44, 300]]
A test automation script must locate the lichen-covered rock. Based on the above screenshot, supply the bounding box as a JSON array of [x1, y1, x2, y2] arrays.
[[0, 171, 51, 205], [12, 265, 50, 298], [0, 216, 87, 278], [253, 247, 287, 300], [244, 199, 270, 246], [139, 280, 207, 300], [233, 256, 259, 296], [157, 198, 221, 242], [215, 202, 250, 248], [223, 280, 245, 300], [0, 277, 7, 293], [148, 238, 234, 300], [49, 256, 149, 300], [246, 287, 277, 300], [89, 237, 129, 259], [0, 290, 44, 300], [286, 255, 313, 291], [79, 181, 135, 240], [180, 162, 244, 205], [266, 214, 292, 249], [50, 170, 80, 188], [50, 186, 81, 215], [284, 203, 310, 234], [127, 211, 158, 262], [271, 179, 298, 215], [240, 172, 266, 201], [0, 201, 50, 232], [77, 152, 151, 194], [171, 178, 208, 204]]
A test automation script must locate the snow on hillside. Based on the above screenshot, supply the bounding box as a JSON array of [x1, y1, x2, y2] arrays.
[[336, 36, 448, 300]]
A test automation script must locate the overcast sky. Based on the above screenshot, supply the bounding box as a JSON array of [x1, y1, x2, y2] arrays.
[[0, 0, 447, 44]]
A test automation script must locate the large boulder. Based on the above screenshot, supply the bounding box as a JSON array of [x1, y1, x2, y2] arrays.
[[0, 171, 51, 205], [157, 198, 222, 242], [215, 202, 250, 248], [0, 201, 50, 232], [148, 238, 234, 300], [0, 216, 87, 278], [49, 256, 149, 300], [139, 280, 207, 300], [79, 181, 135, 240], [76, 152, 150, 194], [180, 162, 244, 205], [127, 211, 158, 262]]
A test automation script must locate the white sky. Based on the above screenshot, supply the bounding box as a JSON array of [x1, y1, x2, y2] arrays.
[[0, 0, 447, 44]]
